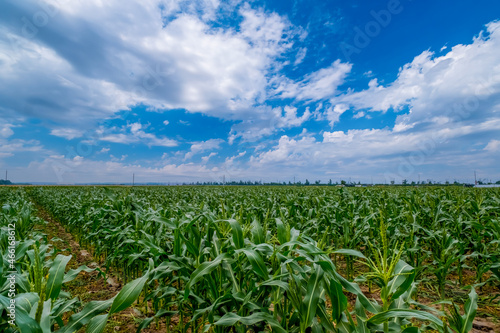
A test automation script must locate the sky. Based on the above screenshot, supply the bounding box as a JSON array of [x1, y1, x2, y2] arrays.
[[0, 0, 499, 184]]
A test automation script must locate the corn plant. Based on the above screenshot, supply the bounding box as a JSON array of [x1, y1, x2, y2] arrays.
[[21, 185, 496, 332]]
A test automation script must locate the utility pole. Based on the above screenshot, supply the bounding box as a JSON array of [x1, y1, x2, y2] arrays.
[[133, 173, 135, 186], [474, 171, 477, 185]]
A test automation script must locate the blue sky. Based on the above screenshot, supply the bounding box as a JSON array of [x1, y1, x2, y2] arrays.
[[1, 0, 500, 184]]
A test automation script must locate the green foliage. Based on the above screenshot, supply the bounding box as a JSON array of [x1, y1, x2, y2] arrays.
[[10, 185, 498, 332], [0, 188, 147, 332]]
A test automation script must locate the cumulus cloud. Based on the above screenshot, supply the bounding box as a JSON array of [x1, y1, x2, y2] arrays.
[[0, 124, 14, 138], [326, 104, 349, 127], [249, 20, 500, 181], [99, 147, 110, 154], [1, 1, 499, 184], [201, 152, 217, 163], [484, 139, 500, 152], [273, 60, 352, 101], [99, 122, 178, 147], [332, 21, 500, 131], [0, 138, 44, 159], [0, 0, 303, 129], [228, 105, 312, 143], [248, 124, 500, 183], [184, 139, 224, 160], [225, 151, 246, 165]]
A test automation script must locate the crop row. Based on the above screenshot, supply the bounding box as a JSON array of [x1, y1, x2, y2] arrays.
[[22, 186, 500, 332], [0, 187, 149, 332]]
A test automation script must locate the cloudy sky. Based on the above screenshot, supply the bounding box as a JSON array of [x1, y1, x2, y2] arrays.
[[1, 0, 499, 184]]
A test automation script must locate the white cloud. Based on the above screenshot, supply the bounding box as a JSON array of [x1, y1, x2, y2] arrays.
[[1, 3, 499, 184], [294, 47, 307, 66], [201, 152, 217, 163], [246, 125, 500, 183], [326, 104, 349, 127], [239, 6, 292, 58], [0, 138, 44, 159], [50, 128, 84, 140], [19, 155, 221, 184], [273, 60, 352, 101], [100, 122, 178, 147], [0, 124, 14, 138], [185, 139, 224, 160], [333, 21, 500, 130], [484, 139, 500, 152], [110, 154, 128, 162], [228, 105, 312, 143], [0, 0, 303, 128], [276, 106, 311, 128], [163, 120, 169, 125], [353, 111, 365, 119], [99, 147, 110, 154], [225, 151, 246, 165], [251, 135, 315, 166]]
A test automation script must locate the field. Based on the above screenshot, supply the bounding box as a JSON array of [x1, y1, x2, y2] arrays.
[[1, 185, 499, 332]]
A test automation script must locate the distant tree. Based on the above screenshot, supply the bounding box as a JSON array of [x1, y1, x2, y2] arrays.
[[496, 180, 500, 184], [445, 181, 450, 185], [341, 180, 346, 185], [411, 181, 416, 186], [305, 179, 310, 185], [328, 179, 332, 185], [402, 179, 407, 185], [315, 180, 321, 185], [390, 180, 395, 185]]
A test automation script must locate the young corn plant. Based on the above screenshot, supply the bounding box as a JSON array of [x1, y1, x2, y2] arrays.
[[21, 185, 499, 332], [0, 191, 152, 333], [442, 287, 478, 333], [426, 227, 459, 300]]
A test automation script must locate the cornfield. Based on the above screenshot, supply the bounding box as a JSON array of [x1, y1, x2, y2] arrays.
[[1, 185, 499, 332]]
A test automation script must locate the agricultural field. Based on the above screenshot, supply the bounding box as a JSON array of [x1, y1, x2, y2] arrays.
[[1, 185, 499, 332]]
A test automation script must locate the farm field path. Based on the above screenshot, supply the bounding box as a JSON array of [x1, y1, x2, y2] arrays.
[[31, 203, 154, 332]]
